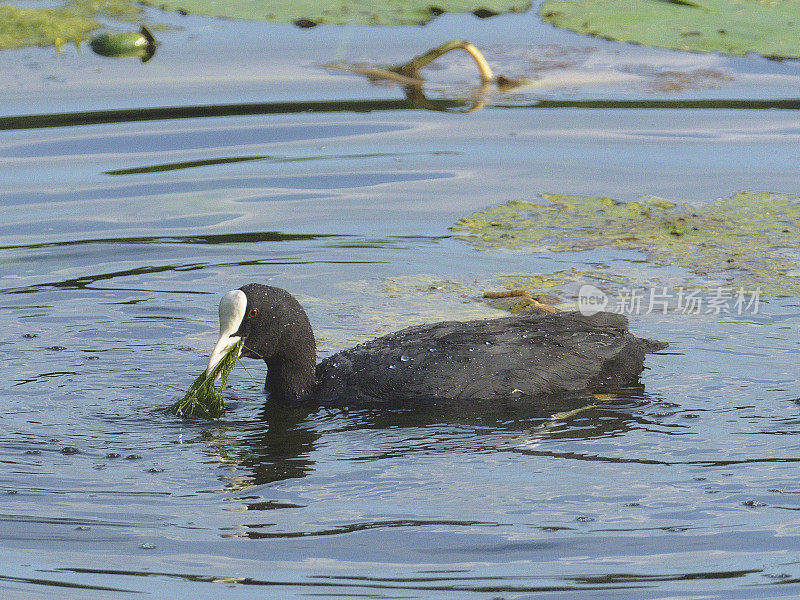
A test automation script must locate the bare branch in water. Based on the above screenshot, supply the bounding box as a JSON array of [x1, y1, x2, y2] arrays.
[[324, 39, 530, 93]]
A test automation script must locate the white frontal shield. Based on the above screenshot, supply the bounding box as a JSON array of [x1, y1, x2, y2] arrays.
[[206, 289, 247, 376]]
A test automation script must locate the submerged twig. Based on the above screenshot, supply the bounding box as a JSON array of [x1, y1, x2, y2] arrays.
[[325, 63, 424, 87], [483, 290, 561, 314], [391, 39, 495, 84], [325, 39, 530, 94]]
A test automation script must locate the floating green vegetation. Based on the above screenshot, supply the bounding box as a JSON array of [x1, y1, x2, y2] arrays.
[[381, 276, 473, 298], [0, 4, 97, 49], [90, 26, 157, 61], [499, 272, 586, 291], [142, 0, 530, 26], [452, 191, 800, 296], [497, 270, 647, 299], [71, 0, 142, 22], [0, 1, 144, 50], [2, 0, 529, 50], [170, 340, 242, 419], [540, 0, 800, 59]]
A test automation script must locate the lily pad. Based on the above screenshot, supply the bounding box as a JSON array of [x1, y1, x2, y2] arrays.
[[540, 0, 800, 59], [452, 191, 800, 296], [141, 0, 531, 26]]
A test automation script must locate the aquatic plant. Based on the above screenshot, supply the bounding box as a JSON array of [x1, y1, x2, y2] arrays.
[[170, 340, 243, 419], [143, 0, 531, 26], [0, 4, 98, 49], [90, 26, 157, 61], [453, 191, 800, 296], [541, 0, 800, 59], [0, 1, 144, 50], [1, 0, 529, 50]]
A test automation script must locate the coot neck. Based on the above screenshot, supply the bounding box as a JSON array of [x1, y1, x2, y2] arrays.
[[265, 355, 316, 403]]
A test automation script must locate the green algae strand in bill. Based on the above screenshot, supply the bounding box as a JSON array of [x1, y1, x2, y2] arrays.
[[171, 340, 242, 419]]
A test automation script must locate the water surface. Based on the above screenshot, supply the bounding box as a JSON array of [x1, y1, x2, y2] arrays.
[[1, 8, 800, 600]]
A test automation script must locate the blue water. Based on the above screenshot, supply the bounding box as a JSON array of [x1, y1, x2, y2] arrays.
[[1, 7, 800, 600]]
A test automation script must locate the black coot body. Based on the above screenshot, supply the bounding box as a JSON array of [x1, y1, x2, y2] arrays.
[[210, 284, 666, 408]]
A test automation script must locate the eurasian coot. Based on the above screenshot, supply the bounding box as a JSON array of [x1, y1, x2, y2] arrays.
[[206, 284, 666, 407]]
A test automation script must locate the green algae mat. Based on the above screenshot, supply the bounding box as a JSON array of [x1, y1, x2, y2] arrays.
[[9, 0, 800, 57], [541, 0, 800, 59], [0, 0, 530, 50], [0, 1, 141, 50], [452, 191, 800, 296]]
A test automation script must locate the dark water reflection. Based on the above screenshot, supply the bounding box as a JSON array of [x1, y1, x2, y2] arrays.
[[233, 404, 321, 485], [223, 391, 657, 489]]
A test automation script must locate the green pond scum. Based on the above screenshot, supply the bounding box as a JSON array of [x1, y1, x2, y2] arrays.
[[0, 0, 144, 50], [1, 0, 529, 50], [541, 0, 800, 59], [0, 4, 97, 50], [452, 191, 800, 296], [170, 340, 243, 419]]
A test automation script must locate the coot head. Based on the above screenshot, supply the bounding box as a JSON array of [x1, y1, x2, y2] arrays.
[[207, 284, 316, 402]]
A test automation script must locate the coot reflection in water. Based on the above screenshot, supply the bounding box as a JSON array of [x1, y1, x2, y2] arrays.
[[205, 284, 666, 409], [226, 393, 662, 491]]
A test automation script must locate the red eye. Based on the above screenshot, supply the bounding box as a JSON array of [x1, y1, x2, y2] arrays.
[[248, 308, 259, 318]]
